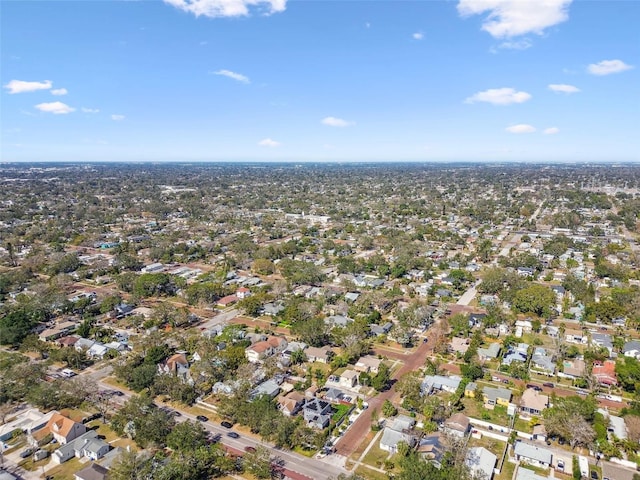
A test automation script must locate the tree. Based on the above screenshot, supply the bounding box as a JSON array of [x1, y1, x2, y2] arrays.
[[242, 445, 273, 479], [291, 316, 329, 347], [371, 363, 391, 392], [109, 450, 154, 480], [382, 399, 397, 417], [167, 420, 208, 454], [543, 395, 597, 449], [512, 284, 556, 318]]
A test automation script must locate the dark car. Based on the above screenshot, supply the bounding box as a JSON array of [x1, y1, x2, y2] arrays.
[[112, 390, 125, 397], [196, 415, 209, 422], [227, 432, 240, 439], [20, 448, 34, 458], [590, 470, 599, 480], [543, 382, 554, 388], [244, 446, 256, 453], [221, 421, 233, 429]]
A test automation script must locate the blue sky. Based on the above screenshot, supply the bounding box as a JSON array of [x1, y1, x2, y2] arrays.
[[1, 0, 638, 162]]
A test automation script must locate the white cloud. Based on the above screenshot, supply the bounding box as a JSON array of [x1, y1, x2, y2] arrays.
[[4, 79, 52, 94], [587, 59, 633, 76], [465, 87, 531, 105], [457, 0, 572, 38], [543, 127, 560, 134], [321, 116, 355, 127], [34, 101, 75, 114], [412, 32, 424, 40], [164, 0, 286, 18], [212, 69, 250, 84], [81, 107, 100, 113], [111, 114, 125, 121], [51, 88, 68, 96], [258, 138, 281, 147], [497, 38, 532, 50], [548, 84, 580, 94], [506, 124, 536, 134]]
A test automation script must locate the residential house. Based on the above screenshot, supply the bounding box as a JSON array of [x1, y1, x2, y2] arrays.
[[217, 294, 238, 308], [532, 425, 547, 443], [303, 399, 333, 429], [421, 375, 462, 395], [304, 345, 333, 364], [1, 409, 55, 443], [513, 441, 553, 468], [277, 391, 305, 416], [593, 360, 618, 386], [561, 358, 586, 378], [236, 287, 251, 299], [477, 342, 501, 361], [325, 315, 353, 328], [468, 313, 486, 328], [354, 355, 382, 374], [380, 415, 417, 453], [417, 432, 446, 468], [464, 382, 478, 399], [520, 388, 550, 417], [56, 335, 79, 348], [623, 340, 640, 359], [74, 338, 95, 352], [370, 322, 393, 336], [74, 463, 109, 480], [245, 336, 287, 363], [450, 337, 470, 355], [339, 370, 359, 389], [516, 467, 550, 480], [530, 347, 555, 376], [158, 353, 190, 381], [262, 302, 285, 316], [59, 433, 108, 464], [482, 386, 512, 410], [251, 379, 281, 399], [87, 342, 109, 359], [466, 447, 497, 480], [444, 413, 470, 438], [344, 292, 360, 302], [46, 413, 87, 445], [591, 333, 614, 357], [324, 388, 345, 403], [502, 343, 529, 366]]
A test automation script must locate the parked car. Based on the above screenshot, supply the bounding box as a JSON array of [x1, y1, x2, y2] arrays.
[[221, 421, 233, 429], [244, 446, 256, 453], [543, 382, 554, 388], [590, 470, 599, 479], [227, 432, 240, 439], [196, 415, 209, 422], [20, 448, 34, 458]]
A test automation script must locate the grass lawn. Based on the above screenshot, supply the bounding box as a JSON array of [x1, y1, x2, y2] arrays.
[[468, 435, 506, 457], [361, 444, 390, 468], [58, 409, 89, 423], [45, 456, 84, 480], [496, 461, 516, 480], [332, 404, 351, 423], [349, 430, 378, 461], [292, 446, 316, 457], [355, 465, 389, 480], [461, 398, 510, 426], [514, 417, 534, 434]]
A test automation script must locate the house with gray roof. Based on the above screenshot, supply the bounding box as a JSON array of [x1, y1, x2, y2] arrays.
[[53, 430, 109, 464], [251, 379, 281, 399], [502, 343, 529, 366], [417, 432, 446, 467], [591, 333, 614, 357], [380, 415, 417, 453], [530, 347, 555, 376], [421, 375, 462, 395], [623, 340, 640, 359], [466, 447, 497, 480], [303, 398, 332, 429], [477, 342, 501, 360], [513, 441, 552, 468]]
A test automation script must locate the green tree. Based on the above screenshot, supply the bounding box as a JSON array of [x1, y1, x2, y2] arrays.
[[382, 399, 397, 417], [166, 420, 208, 454], [512, 284, 556, 317]]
